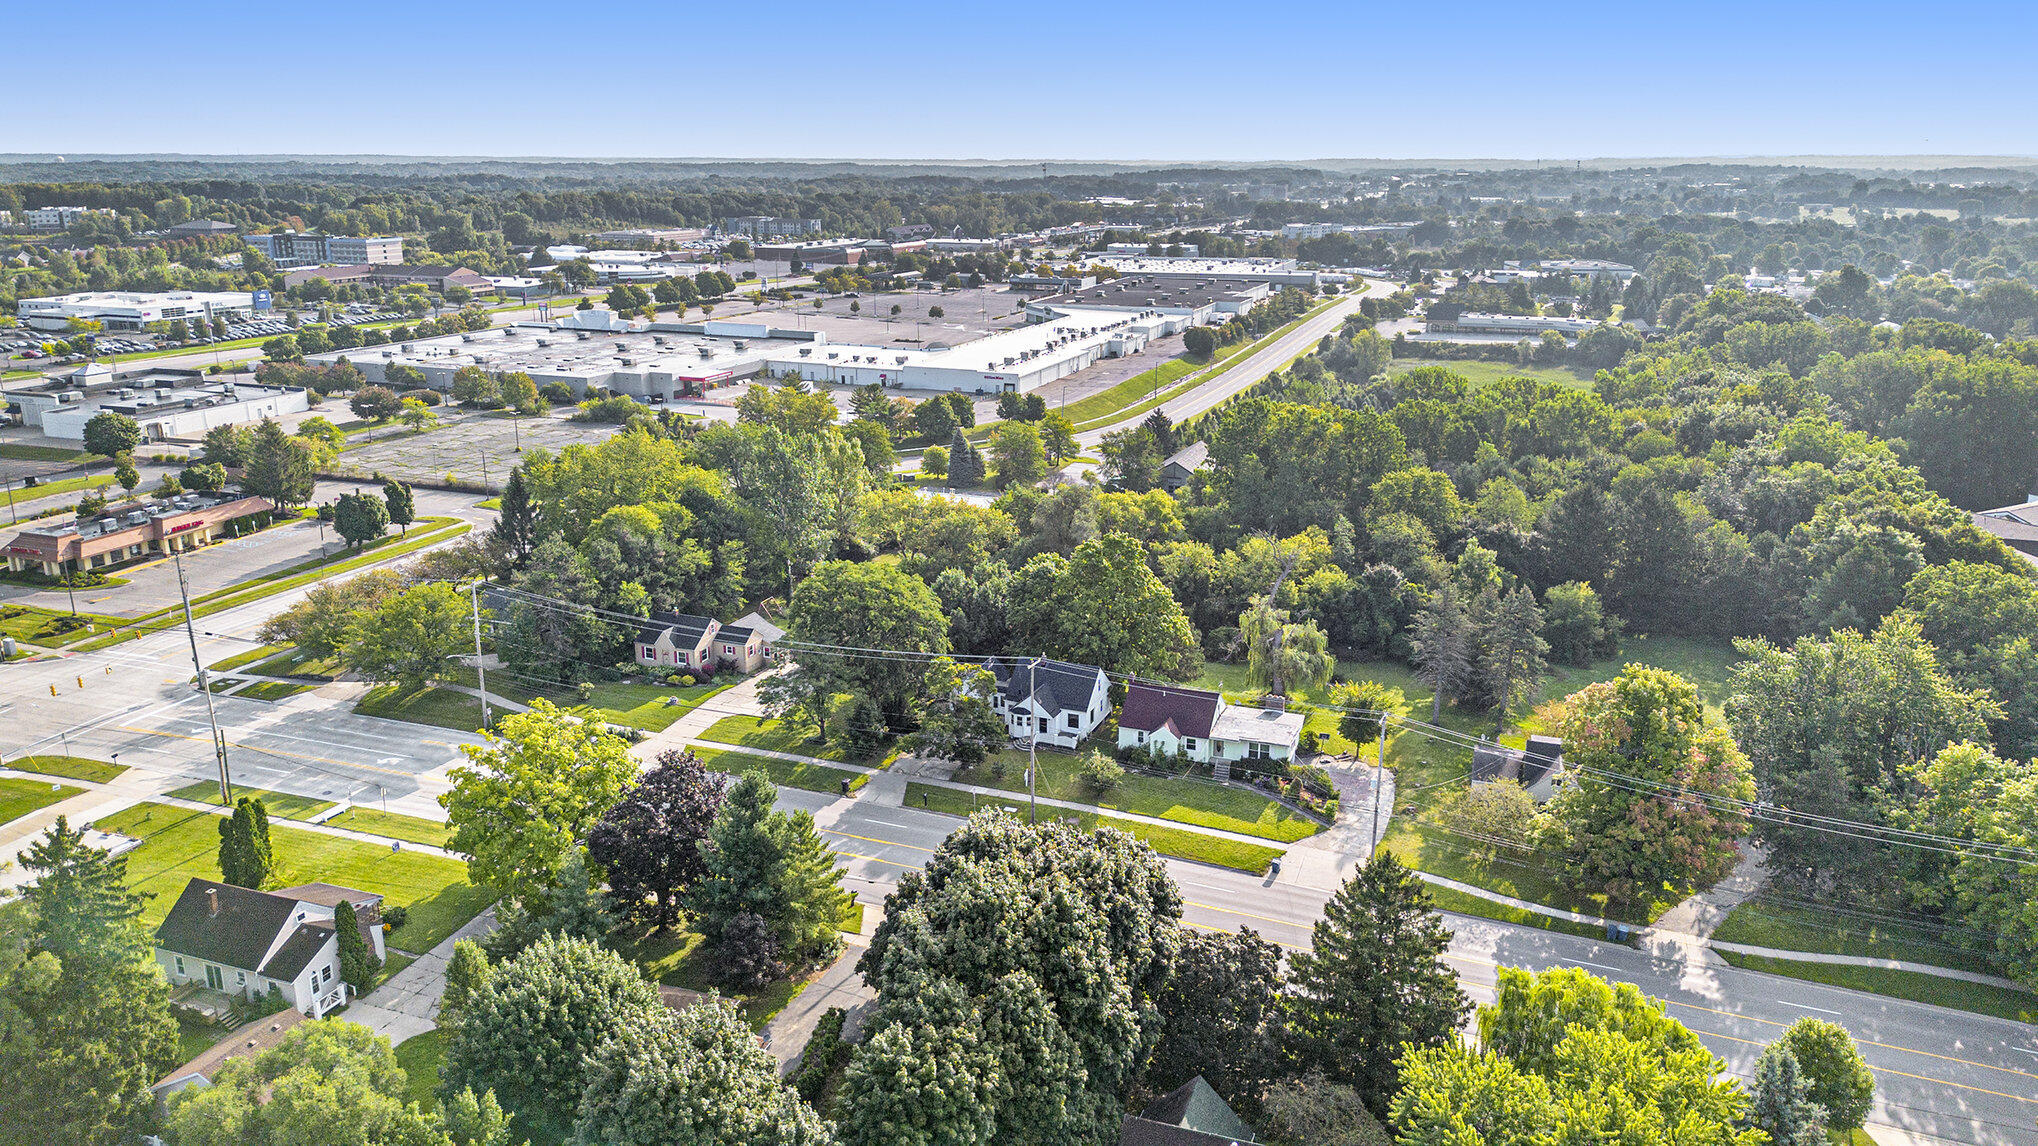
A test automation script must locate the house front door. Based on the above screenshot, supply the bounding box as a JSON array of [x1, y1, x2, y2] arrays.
[[205, 964, 223, 990]]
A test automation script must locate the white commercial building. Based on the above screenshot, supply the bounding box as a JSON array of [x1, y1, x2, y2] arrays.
[[14, 378, 310, 443], [17, 290, 256, 332], [1426, 311, 1604, 336], [27, 206, 115, 230], [246, 232, 403, 267], [768, 305, 1167, 395], [1537, 258, 1636, 281], [1090, 255, 1332, 290]]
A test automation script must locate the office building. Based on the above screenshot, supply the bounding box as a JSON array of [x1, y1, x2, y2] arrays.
[[247, 232, 404, 267], [755, 238, 864, 265], [17, 290, 257, 332], [8, 370, 309, 443], [1425, 311, 1604, 336], [720, 216, 822, 239], [593, 227, 707, 246], [277, 264, 489, 292], [27, 206, 116, 230], [1537, 258, 1636, 282], [1089, 255, 1330, 291]]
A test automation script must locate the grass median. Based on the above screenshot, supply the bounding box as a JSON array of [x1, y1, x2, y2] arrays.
[[4, 754, 128, 782], [905, 781, 1284, 874], [691, 746, 867, 795], [1716, 950, 2036, 1023], [696, 713, 896, 767]]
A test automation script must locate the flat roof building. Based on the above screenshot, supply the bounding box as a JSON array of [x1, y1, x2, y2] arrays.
[[755, 239, 864, 265], [1032, 275, 1273, 327], [1425, 311, 1605, 336], [27, 206, 115, 230], [8, 374, 309, 443], [1090, 255, 1329, 290], [770, 304, 1173, 395], [1538, 259, 1636, 281], [17, 290, 256, 332], [721, 216, 821, 239], [278, 264, 488, 292], [3, 491, 276, 577], [247, 232, 403, 267], [594, 227, 708, 246]]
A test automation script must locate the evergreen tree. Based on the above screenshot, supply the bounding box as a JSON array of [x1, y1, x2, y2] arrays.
[[383, 478, 416, 535], [2, 818, 178, 1146], [333, 898, 381, 991], [241, 418, 315, 508], [1283, 853, 1469, 1118], [1776, 1018, 1875, 1133], [491, 468, 537, 568], [216, 796, 273, 889], [1747, 1044, 1826, 1146], [1410, 585, 1474, 721], [687, 772, 848, 975], [440, 939, 492, 1037], [945, 428, 986, 487], [1479, 586, 1549, 736]]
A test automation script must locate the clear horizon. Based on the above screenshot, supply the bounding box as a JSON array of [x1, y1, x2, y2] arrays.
[[17, 0, 2035, 161]]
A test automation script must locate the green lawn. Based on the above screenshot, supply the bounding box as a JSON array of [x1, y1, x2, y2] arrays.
[[611, 927, 816, 1031], [8, 472, 118, 504], [569, 680, 734, 732], [326, 807, 454, 849], [944, 746, 1322, 843], [206, 642, 293, 674], [692, 747, 866, 795], [0, 443, 92, 462], [1388, 357, 1598, 392], [4, 754, 127, 782], [905, 782, 1285, 874], [0, 776, 82, 826], [394, 1029, 447, 1107], [237, 680, 321, 701], [0, 603, 127, 647], [1711, 897, 2002, 977], [91, 802, 494, 954], [1717, 951, 2037, 1023], [355, 683, 491, 732], [168, 780, 337, 822], [357, 677, 734, 735], [176, 1016, 227, 1065], [696, 713, 894, 767], [1424, 882, 1610, 940]]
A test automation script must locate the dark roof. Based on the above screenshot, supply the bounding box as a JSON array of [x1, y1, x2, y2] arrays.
[[1162, 441, 1210, 473], [717, 625, 756, 642], [987, 656, 1103, 717], [259, 922, 335, 980], [167, 219, 238, 234], [155, 880, 300, 973], [1976, 502, 2038, 557], [1472, 739, 1563, 788], [1119, 681, 1221, 739], [1121, 1077, 1255, 1146], [635, 611, 716, 649]]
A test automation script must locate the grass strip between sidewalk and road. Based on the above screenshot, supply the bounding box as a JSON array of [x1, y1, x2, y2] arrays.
[[905, 781, 1284, 874], [1716, 951, 2036, 1023], [692, 746, 868, 795], [3, 754, 129, 782], [1710, 896, 2004, 978], [0, 776, 83, 826], [1424, 882, 1609, 940]]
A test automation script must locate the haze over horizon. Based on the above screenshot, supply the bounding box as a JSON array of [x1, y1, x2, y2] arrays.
[[17, 0, 2035, 161]]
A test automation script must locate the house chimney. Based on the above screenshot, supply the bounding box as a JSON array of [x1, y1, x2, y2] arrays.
[[1262, 694, 1288, 712], [207, 887, 220, 917]]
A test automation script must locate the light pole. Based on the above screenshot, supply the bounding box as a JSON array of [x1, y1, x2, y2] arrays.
[[469, 582, 491, 729], [174, 548, 233, 804]]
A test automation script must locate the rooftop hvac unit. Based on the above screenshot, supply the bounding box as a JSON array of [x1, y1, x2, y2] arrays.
[[461, 334, 474, 342], [616, 342, 629, 351], [401, 343, 414, 352], [535, 339, 550, 348]]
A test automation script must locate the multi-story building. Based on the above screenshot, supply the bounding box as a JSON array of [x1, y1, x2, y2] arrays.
[[720, 215, 822, 240], [247, 231, 403, 267], [27, 206, 116, 230]]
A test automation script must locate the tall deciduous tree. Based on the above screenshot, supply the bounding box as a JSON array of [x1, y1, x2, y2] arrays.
[[905, 657, 1006, 768], [1775, 1018, 1875, 1133], [383, 479, 416, 535], [1144, 927, 1283, 1118], [586, 749, 727, 931], [442, 699, 640, 904], [841, 811, 1181, 1146], [333, 488, 390, 549], [569, 1000, 834, 1146], [1240, 599, 1334, 697], [83, 411, 141, 459], [687, 772, 848, 973], [789, 559, 950, 725], [0, 818, 178, 1146], [1009, 535, 1201, 681], [988, 421, 1047, 489], [341, 581, 470, 690], [1542, 667, 1756, 904], [1283, 853, 1467, 1118], [441, 932, 666, 1140]]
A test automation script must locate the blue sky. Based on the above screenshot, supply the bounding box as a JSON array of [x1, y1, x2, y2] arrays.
[[17, 1, 2037, 160]]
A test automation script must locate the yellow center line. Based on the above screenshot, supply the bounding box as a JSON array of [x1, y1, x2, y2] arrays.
[[115, 725, 414, 777], [817, 824, 2037, 1100]]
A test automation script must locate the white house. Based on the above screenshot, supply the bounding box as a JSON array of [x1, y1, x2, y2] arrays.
[[153, 880, 386, 1021], [984, 657, 1111, 750], [1116, 681, 1304, 768]]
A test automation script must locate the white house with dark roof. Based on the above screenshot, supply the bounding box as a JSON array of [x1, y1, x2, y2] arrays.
[[1117, 681, 1304, 768], [152, 879, 385, 1020], [634, 612, 720, 672], [984, 656, 1111, 750]]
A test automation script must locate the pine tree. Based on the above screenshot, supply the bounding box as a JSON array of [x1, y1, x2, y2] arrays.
[[1748, 1043, 1826, 1146], [1410, 586, 1474, 722], [1283, 852, 1469, 1118], [217, 796, 273, 889], [946, 428, 986, 488], [687, 772, 848, 973], [490, 468, 536, 568], [439, 939, 492, 1037], [1479, 587, 1549, 736], [333, 898, 381, 991]]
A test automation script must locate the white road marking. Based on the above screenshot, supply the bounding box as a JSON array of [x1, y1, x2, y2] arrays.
[[1783, 1000, 1843, 1015]]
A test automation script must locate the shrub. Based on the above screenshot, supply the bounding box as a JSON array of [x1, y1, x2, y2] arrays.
[[793, 1007, 852, 1105], [574, 395, 642, 423], [382, 904, 410, 931], [1077, 749, 1125, 793], [577, 681, 596, 702], [396, 388, 441, 407], [680, 675, 697, 687], [540, 381, 576, 404]]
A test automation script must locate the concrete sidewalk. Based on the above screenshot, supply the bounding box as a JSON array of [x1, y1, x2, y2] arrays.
[[349, 906, 499, 1046]]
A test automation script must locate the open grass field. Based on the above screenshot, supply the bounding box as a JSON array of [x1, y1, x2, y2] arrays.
[[691, 746, 866, 795], [4, 754, 128, 782], [354, 683, 488, 732], [695, 713, 894, 767], [1712, 896, 2003, 977], [943, 746, 1322, 843], [0, 603, 128, 646], [905, 781, 1285, 873], [92, 802, 494, 953], [1388, 357, 1599, 392], [0, 776, 82, 826], [0, 443, 93, 462], [1717, 951, 2036, 1023]]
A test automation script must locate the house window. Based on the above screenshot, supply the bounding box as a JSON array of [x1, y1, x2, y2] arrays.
[[1183, 738, 1198, 752], [236, 971, 245, 985], [175, 956, 185, 975], [321, 966, 333, 986], [1246, 741, 1271, 761], [1137, 731, 1148, 744], [206, 964, 223, 990], [1066, 713, 1079, 728]]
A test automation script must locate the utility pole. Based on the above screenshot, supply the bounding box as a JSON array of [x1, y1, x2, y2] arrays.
[[1371, 715, 1388, 849], [470, 580, 490, 729], [174, 548, 232, 804], [1027, 657, 1039, 825], [3, 476, 15, 524]]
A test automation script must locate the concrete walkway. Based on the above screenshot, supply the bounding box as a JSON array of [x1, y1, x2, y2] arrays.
[[1652, 844, 1768, 938], [765, 939, 877, 1078], [348, 906, 499, 1047]]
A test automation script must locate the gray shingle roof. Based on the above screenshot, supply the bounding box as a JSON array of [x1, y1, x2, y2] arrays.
[[1118, 681, 1221, 739], [987, 656, 1102, 718], [155, 880, 299, 973]]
